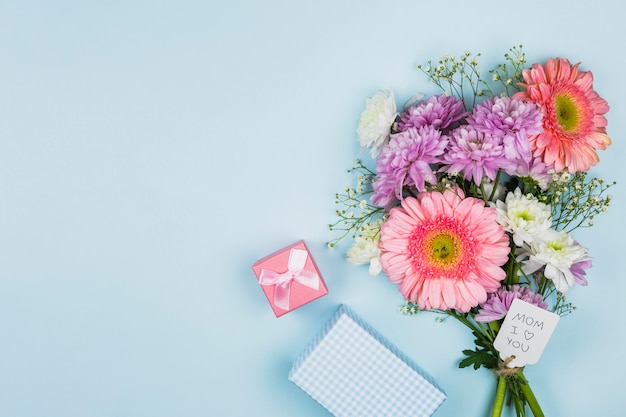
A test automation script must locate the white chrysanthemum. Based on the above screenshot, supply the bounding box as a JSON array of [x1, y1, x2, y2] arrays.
[[493, 188, 552, 246], [357, 90, 397, 157], [521, 228, 589, 293], [347, 219, 383, 276]]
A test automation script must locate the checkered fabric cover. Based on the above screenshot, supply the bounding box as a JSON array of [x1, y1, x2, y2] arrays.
[[288, 305, 446, 417]]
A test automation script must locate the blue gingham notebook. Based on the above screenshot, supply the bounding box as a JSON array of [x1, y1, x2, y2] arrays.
[[289, 305, 446, 417]]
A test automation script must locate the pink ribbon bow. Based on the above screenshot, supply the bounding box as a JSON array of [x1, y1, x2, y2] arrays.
[[258, 248, 320, 311]]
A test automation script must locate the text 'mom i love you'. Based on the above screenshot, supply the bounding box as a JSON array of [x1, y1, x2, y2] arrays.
[[494, 298, 560, 368]]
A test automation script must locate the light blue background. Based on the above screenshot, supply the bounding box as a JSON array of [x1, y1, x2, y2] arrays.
[[1, 1, 624, 416]]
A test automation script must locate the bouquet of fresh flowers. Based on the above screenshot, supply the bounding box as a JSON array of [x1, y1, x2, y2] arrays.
[[328, 46, 615, 416]]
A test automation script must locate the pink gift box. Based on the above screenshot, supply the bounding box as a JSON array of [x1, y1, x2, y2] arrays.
[[252, 240, 328, 317]]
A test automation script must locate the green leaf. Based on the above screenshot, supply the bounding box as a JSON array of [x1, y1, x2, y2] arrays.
[[459, 337, 499, 370], [459, 347, 495, 370]]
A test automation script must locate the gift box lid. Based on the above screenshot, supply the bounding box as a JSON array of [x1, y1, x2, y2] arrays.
[[288, 305, 446, 417], [251, 240, 328, 317]]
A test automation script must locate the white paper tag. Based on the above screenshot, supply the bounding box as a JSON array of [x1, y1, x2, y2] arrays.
[[493, 298, 560, 368]]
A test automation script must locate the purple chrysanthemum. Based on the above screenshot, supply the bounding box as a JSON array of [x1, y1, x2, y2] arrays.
[[468, 97, 543, 174], [397, 95, 467, 132], [440, 125, 507, 185], [475, 285, 548, 322], [512, 156, 554, 190], [571, 259, 592, 286], [371, 126, 447, 207]]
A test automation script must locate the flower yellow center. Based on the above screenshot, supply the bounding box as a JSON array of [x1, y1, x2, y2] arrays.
[[407, 216, 476, 280], [555, 94, 581, 132], [548, 241, 564, 251], [517, 210, 533, 221], [427, 232, 460, 268]]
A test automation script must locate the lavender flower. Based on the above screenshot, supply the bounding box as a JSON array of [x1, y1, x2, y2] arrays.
[[371, 126, 447, 207], [440, 125, 506, 185], [397, 95, 467, 132], [571, 259, 592, 286], [512, 157, 554, 190], [468, 97, 543, 174], [475, 285, 548, 322]]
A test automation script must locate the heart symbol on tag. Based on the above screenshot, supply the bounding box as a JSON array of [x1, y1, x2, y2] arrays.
[[524, 330, 535, 340]]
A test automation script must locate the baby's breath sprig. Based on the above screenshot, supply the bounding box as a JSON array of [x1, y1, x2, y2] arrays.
[[537, 277, 577, 317], [327, 159, 384, 248], [488, 45, 526, 97], [398, 301, 422, 316], [539, 171, 616, 233], [552, 292, 577, 317], [417, 51, 489, 110], [399, 302, 451, 323], [418, 46, 528, 109]]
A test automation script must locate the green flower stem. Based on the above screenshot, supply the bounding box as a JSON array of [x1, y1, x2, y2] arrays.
[[445, 311, 544, 416], [489, 169, 503, 201], [447, 311, 493, 343], [517, 372, 545, 417], [487, 320, 501, 340], [505, 246, 520, 286], [490, 376, 507, 417]]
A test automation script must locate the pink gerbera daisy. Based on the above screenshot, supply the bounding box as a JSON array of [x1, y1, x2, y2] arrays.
[[378, 189, 510, 312], [513, 58, 611, 173]]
